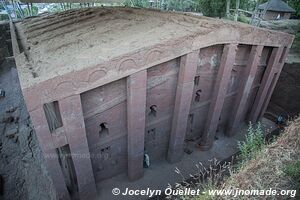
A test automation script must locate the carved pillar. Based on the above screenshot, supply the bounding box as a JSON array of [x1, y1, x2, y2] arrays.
[[167, 50, 199, 163], [59, 95, 97, 200], [248, 47, 284, 123], [30, 107, 70, 200], [198, 44, 238, 150], [226, 45, 264, 136], [127, 70, 147, 181], [259, 47, 289, 119]]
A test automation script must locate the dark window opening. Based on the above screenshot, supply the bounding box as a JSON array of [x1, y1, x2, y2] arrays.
[[99, 123, 109, 136], [259, 70, 265, 84], [43, 101, 63, 133], [100, 146, 111, 161], [56, 145, 79, 199], [188, 114, 194, 133], [189, 114, 194, 124], [149, 105, 157, 117], [147, 128, 156, 140], [216, 117, 221, 132], [194, 76, 200, 85], [279, 47, 287, 64], [195, 90, 202, 102]]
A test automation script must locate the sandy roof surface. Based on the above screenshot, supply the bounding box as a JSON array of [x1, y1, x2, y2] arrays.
[[14, 7, 289, 88]]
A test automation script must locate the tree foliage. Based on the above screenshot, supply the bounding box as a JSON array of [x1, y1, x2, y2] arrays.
[[1, 0, 299, 20], [196, 0, 226, 17], [288, 0, 300, 18], [123, 0, 299, 19], [124, 0, 257, 18]]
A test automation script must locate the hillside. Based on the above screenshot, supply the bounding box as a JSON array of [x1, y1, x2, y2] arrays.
[[216, 118, 300, 199]]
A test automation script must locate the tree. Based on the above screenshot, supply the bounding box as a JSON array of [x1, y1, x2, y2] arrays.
[[196, 0, 226, 18], [287, 0, 300, 18], [226, 0, 231, 18], [234, 0, 240, 21]]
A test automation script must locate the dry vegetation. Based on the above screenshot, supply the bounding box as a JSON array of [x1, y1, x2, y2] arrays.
[[220, 118, 300, 199], [176, 118, 300, 200]]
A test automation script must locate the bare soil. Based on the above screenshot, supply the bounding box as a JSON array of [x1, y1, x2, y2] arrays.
[[0, 58, 56, 200]]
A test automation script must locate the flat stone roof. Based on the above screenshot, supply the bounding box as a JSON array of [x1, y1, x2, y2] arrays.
[[14, 7, 293, 89]]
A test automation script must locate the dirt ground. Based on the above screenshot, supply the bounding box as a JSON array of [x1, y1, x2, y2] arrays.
[[95, 118, 276, 200], [0, 58, 57, 199]]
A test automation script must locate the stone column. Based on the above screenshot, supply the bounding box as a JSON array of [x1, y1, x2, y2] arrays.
[[167, 50, 199, 163], [248, 47, 284, 123], [198, 44, 238, 150], [226, 45, 264, 136], [259, 47, 289, 119], [127, 70, 147, 181], [30, 107, 70, 200], [59, 95, 97, 200]]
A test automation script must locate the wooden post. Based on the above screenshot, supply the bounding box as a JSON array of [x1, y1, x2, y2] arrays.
[[226, 0, 231, 18], [234, 0, 240, 21]]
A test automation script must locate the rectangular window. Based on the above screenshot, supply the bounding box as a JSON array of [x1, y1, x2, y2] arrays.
[[194, 76, 200, 86], [43, 101, 63, 132]]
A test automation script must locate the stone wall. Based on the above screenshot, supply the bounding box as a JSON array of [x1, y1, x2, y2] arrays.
[[0, 21, 57, 200], [267, 62, 300, 118], [75, 44, 277, 187], [0, 22, 12, 65], [264, 11, 291, 20]]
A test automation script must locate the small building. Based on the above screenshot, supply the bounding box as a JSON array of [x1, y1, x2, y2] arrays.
[[258, 0, 295, 20]]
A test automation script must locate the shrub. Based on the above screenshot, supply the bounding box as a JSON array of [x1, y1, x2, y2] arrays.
[[0, 14, 9, 21], [238, 122, 265, 161], [238, 13, 249, 24]]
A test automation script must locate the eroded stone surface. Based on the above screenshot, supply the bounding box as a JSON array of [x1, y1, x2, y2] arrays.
[[8, 7, 295, 200], [0, 60, 57, 200]]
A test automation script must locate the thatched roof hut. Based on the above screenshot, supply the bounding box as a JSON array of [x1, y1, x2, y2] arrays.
[[258, 0, 295, 20]]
